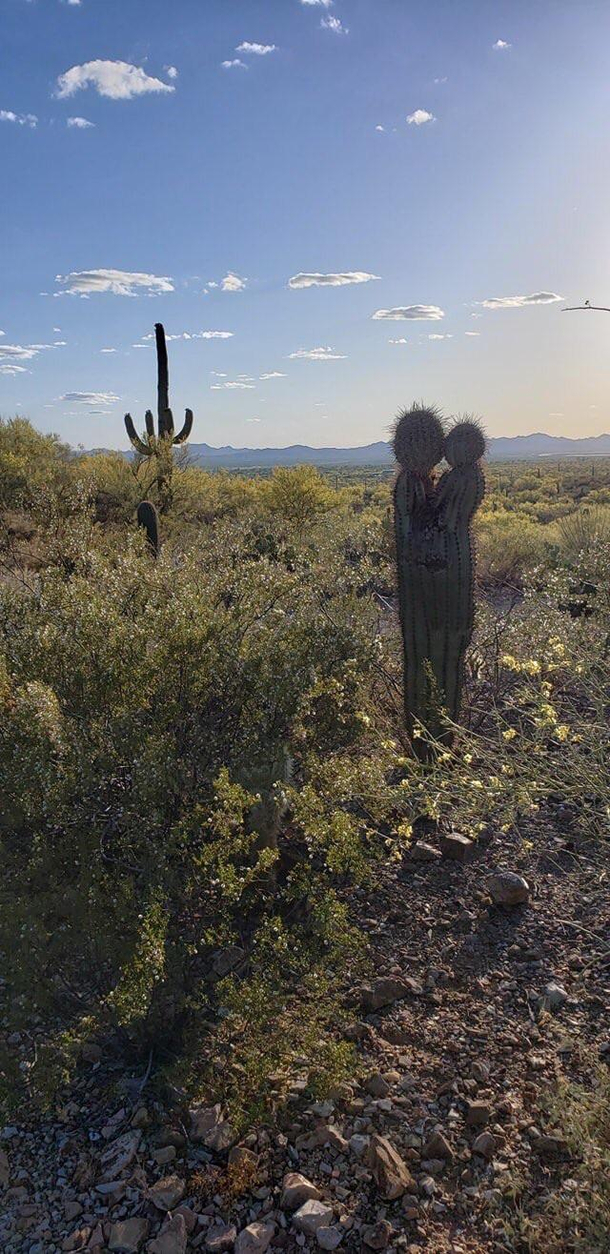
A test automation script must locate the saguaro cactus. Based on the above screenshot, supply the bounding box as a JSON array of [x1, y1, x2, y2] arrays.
[[124, 323, 193, 512], [393, 404, 485, 748], [136, 499, 160, 557]]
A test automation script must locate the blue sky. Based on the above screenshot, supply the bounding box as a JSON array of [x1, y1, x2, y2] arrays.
[[1, 0, 610, 449]]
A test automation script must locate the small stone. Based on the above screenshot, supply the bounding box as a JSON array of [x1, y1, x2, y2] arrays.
[[147, 1175, 186, 1211], [316, 1226, 343, 1250], [472, 1133, 496, 1159], [411, 842, 441, 862], [488, 872, 530, 906], [227, 1146, 258, 1169], [100, 1132, 141, 1181], [465, 1101, 491, 1128], [148, 1214, 188, 1254], [361, 977, 416, 1012], [362, 1220, 393, 1249], [293, 1200, 334, 1235], [234, 1222, 275, 1254], [532, 1134, 568, 1158], [541, 982, 568, 1009], [153, 1146, 177, 1166], [367, 1134, 416, 1199], [324, 1125, 349, 1153], [281, 1174, 322, 1209], [62, 1230, 90, 1253], [189, 1105, 237, 1152], [365, 1073, 391, 1098], [205, 1224, 238, 1251], [108, 1218, 149, 1253], [423, 1131, 453, 1160], [348, 1134, 369, 1157], [440, 833, 474, 862]]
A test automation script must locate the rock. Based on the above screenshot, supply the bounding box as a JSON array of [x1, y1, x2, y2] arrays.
[[205, 1225, 238, 1251], [0, 1148, 9, 1185], [411, 842, 441, 862], [281, 1173, 321, 1209], [465, 1101, 491, 1127], [362, 1220, 393, 1249], [349, 1134, 369, 1157], [65, 1201, 84, 1221], [367, 1134, 416, 1199], [423, 1131, 453, 1160], [361, 977, 416, 1012], [108, 1218, 149, 1253], [234, 1222, 275, 1254], [488, 872, 530, 906], [62, 1230, 91, 1252], [147, 1175, 186, 1211], [81, 1042, 103, 1064], [148, 1214, 188, 1254], [365, 1073, 391, 1098], [324, 1125, 349, 1153], [293, 1200, 334, 1235], [228, 1146, 258, 1169], [153, 1146, 177, 1166], [100, 1132, 141, 1181], [440, 833, 474, 862], [532, 1134, 569, 1158], [472, 1133, 496, 1159], [189, 1104, 236, 1152], [541, 982, 568, 1009], [316, 1227, 343, 1250]]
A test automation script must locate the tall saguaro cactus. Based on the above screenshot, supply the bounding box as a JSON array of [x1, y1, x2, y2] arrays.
[[393, 404, 485, 749], [124, 323, 193, 512]]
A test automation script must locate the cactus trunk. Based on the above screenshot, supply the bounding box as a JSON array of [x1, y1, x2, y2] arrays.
[[123, 323, 194, 515]]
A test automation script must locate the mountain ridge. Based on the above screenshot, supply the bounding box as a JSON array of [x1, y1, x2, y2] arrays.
[[82, 432, 610, 466]]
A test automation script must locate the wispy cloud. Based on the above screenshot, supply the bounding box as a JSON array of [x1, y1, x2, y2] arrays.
[[56, 61, 175, 100], [222, 59, 248, 70], [478, 292, 563, 309], [221, 272, 247, 292], [321, 15, 348, 34], [373, 305, 444, 321], [389, 338, 408, 345], [141, 329, 234, 341], [100, 348, 117, 353], [406, 109, 435, 126], [165, 66, 179, 80], [428, 333, 453, 340], [300, 1, 333, 6], [288, 271, 380, 289], [67, 116, 95, 128], [236, 42, 277, 56], [0, 342, 60, 374], [288, 346, 347, 360], [465, 331, 480, 336], [493, 39, 511, 51], [211, 379, 256, 390], [60, 391, 119, 405], [375, 125, 385, 133], [55, 269, 174, 297], [0, 110, 37, 128], [259, 371, 287, 379]]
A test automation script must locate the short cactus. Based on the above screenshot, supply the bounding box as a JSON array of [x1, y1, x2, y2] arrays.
[[136, 500, 160, 556], [393, 405, 485, 748], [124, 323, 193, 512]]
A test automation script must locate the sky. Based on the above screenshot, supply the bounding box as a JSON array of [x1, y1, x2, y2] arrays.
[[1, 0, 610, 450]]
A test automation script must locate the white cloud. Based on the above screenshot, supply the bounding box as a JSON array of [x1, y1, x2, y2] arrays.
[[56, 60, 175, 100], [60, 391, 119, 405], [289, 346, 347, 360], [259, 371, 286, 379], [375, 125, 385, 133], [211, 380, 256, 390], [0, 110, 37, 128], [222, 59, 248, 70], [321, 15, 348, 34], [142, 329, 234, 341], [55, 269, 174, 297], [428, 333, 453, 340], [372, 305, 444, 321], [67, 116, 95, 128], [300, 1, 333, 6], [493, 39, 511, 51], [246, 418, 262, 423], [434, 76, 448, 85], [389, 338, 408, 345], [479, 292, 563, 309], [465, 331, 480, 337], [0, 342, 57, 374], [236, 42, 277, 56], [288, 271, 380, 289], [165, 66, 179, 80], [221, 272, 247, 292], [406, 109, 435, 126], [64, 1, 82, 6], [100, 347, 117, 353]]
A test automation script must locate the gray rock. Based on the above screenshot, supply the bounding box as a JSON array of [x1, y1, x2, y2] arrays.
[[541, 982, 568, 1009], [488, 871, 530, 906], [293, 1200, 334, 1235], [234, 1222, 274, 1254], [316, 1227, 343, 1250], [205, 1225, 237, 1252], [440, 833, 474, 862], [411, 842, 441, 862], [107, 1218, 149, 1253], [281, 1173, 321, 1209], [147, 1175, 186, 1211], [148, 1214, 188, 1254]]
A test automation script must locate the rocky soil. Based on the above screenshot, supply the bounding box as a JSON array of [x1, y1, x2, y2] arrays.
[[2, 818, 609, 1254]]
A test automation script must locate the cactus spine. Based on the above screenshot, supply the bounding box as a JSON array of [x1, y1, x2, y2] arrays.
[[136, 500, 160, 557], [393, 405, 485, 749], [124, 323, 193, 513]]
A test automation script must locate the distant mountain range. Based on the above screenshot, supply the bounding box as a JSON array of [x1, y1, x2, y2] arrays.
[[84, 432, 610, 467]]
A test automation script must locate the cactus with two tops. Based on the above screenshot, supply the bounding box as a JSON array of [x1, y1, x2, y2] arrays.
[[393, 404, 486, 751], [124, 323, 193, 518]]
